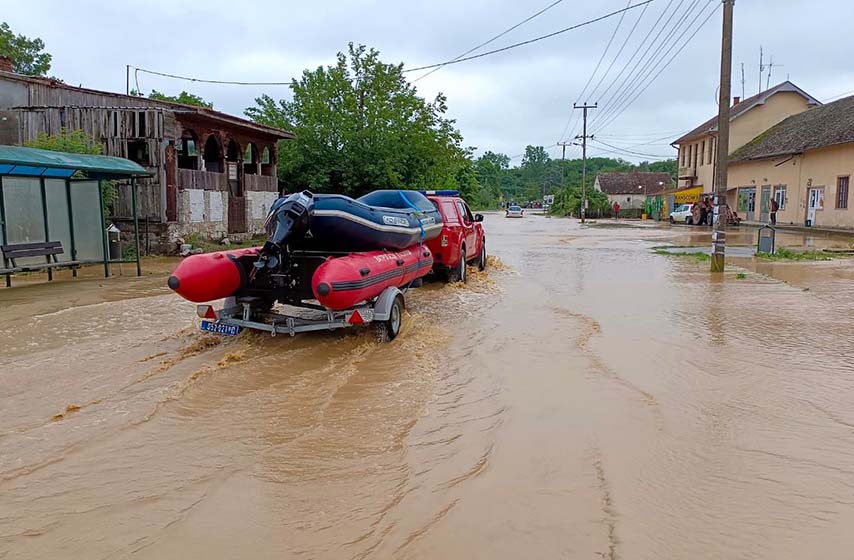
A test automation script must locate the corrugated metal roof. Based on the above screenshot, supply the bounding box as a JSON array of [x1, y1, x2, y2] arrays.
[[0, 145, 152, 178]]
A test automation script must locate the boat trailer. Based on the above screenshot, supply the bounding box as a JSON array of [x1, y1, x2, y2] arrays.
[[196, 286, 406, 342]]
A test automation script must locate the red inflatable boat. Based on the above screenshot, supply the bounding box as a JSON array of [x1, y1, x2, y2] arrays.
[[168, 244, 432, 310], [168, 247, 257, 303], [312, 245, 433, 310]]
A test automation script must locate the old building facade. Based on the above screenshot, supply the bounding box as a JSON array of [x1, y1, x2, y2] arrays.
[[0, 61, 292, 249], [672, 82, 820, 194], [727, 95, 854, 228]]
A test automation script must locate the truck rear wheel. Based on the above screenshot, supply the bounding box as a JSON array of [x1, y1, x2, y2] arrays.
[[452, 248, 466, 283]]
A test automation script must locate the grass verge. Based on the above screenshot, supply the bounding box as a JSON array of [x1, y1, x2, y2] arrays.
[[653, 248, 711, 262], [756, 247, 832, 261]]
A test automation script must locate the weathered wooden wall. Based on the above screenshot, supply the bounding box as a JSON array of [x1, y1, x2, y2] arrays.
[[178, 168, 226, 191], [244, 174, 277, 192]]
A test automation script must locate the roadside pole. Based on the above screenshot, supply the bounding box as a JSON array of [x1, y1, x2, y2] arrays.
[[558, 141, 570, 210], [711, 0, 734, 273], [574, 103, 596, 223]]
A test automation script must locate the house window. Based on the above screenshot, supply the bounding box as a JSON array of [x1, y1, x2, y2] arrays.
[[137, 111, 146, 137], [126, 140, 150, 166], [837, 176, 849, 209], [701, 140, 706, 165], [773, 185, 787, 210], [709, 138, 714, 164]]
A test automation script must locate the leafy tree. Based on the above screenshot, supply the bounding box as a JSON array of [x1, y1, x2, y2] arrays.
[[131, 89, 213, 108], [26, 129, 115, 219], [0, 22, 51, 76], [473, 151, 509, 208], [245, 43, 469, 197]]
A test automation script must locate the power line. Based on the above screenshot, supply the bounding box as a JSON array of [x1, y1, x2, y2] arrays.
[[413, 0, 566, 83], [559, 0, 651, 146], [590, 0, 699, 129], [822, 87, 854, 103], [592, 0, 716, 131], [402, 1, 654, 73], [594, 1, 720, 132], [591, 138, 675, 158], [557, 0, 632, 142], [131, 66, 292, 86], [586, 0, 680, 117]]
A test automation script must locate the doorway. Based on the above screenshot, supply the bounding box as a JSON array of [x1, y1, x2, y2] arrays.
[[226, 139, 246, 234], [806, 187, 823, 226], [739, 187, 756, 221], [759, 185, 771, 222]]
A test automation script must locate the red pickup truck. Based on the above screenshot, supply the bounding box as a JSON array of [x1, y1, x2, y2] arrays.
[[423, 191, 486, 283]]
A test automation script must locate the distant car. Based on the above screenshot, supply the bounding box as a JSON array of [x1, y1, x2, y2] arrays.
[[669, 203, 695, 224], [423, 190, 486, 283], [506, 205, 524, 218]]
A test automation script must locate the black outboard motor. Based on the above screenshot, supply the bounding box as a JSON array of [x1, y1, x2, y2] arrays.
[[255, 191, 314, 271]]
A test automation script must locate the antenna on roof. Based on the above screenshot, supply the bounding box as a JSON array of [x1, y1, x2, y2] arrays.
[[741, 63, 745, 100], [766, 55, 783, 91], [758, 46, 763, 95]]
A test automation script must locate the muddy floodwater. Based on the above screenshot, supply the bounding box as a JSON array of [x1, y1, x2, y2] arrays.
[[2, 216, 854, 559]]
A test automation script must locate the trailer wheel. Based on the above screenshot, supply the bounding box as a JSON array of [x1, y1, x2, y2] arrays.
[[376, 294, 404, 342]]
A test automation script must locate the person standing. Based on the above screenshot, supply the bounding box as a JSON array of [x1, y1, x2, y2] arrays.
[[770, 198, 779, 225], [613, 201, 621, 219]]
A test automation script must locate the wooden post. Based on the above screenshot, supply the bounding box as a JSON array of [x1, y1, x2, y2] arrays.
[[132, 177, 142, 277]]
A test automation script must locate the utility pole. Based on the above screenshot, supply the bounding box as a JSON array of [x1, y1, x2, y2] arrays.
[[573, 103, 596, 223], [126, 65, 130, 95], [557, 141, 570, 211], [557, 141, 570, 189], [712, 0, 735, 273]]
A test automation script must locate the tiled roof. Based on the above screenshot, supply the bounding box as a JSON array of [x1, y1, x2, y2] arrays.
[[731, 94, 854, 162], [595, 171, 673, 194], [673, 81, 820, 145]]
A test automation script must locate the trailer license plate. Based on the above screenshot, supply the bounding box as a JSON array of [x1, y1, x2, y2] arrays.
[[200, 320, 240, 336]]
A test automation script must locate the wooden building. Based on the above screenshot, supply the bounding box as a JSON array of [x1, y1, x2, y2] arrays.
[[0, 58, 293, 249]]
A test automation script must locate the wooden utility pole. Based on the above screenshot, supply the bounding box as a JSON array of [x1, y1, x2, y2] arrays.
[[574, 103, 596, 223], [557, 141, 570, 210], [711, 0, 735, 273]]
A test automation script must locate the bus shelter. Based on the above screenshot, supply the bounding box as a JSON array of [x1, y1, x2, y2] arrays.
[[0, 145, 152, 285]]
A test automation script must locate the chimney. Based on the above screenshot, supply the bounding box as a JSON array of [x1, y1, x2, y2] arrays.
[[733, 96, 741, 105], [0, 56, 12, 73]]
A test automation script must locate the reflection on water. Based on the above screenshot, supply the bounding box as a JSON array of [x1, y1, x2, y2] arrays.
[[2, 216, 854, 558]]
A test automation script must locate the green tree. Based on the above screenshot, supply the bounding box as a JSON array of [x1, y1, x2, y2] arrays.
[[131, 89, 213, 108], [245, 43, 470, 197], [474, 151, 509, 208], [25, 129, 115, 219], [0, 22, 52, 76]]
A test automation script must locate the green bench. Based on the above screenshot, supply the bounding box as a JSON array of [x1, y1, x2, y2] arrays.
[[1, 241, 80, 287]]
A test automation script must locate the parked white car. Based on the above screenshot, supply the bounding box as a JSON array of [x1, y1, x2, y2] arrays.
[[505, 205, 524, 218], [669, 203, 695, 224]]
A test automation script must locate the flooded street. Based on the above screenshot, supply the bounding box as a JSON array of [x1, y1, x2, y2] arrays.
[[2, 214, 854, 559]]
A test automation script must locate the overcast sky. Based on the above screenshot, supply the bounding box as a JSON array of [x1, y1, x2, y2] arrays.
[[7, 0, 854, 164]]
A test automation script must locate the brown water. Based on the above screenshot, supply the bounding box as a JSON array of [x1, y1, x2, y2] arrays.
[[2, 216, 854, 559]]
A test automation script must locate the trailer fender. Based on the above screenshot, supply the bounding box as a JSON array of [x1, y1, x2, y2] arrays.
[[372, 287, 404, 321]]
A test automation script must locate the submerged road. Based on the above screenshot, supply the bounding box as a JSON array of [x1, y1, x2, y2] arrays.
[[2, 214, 854, 559]]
